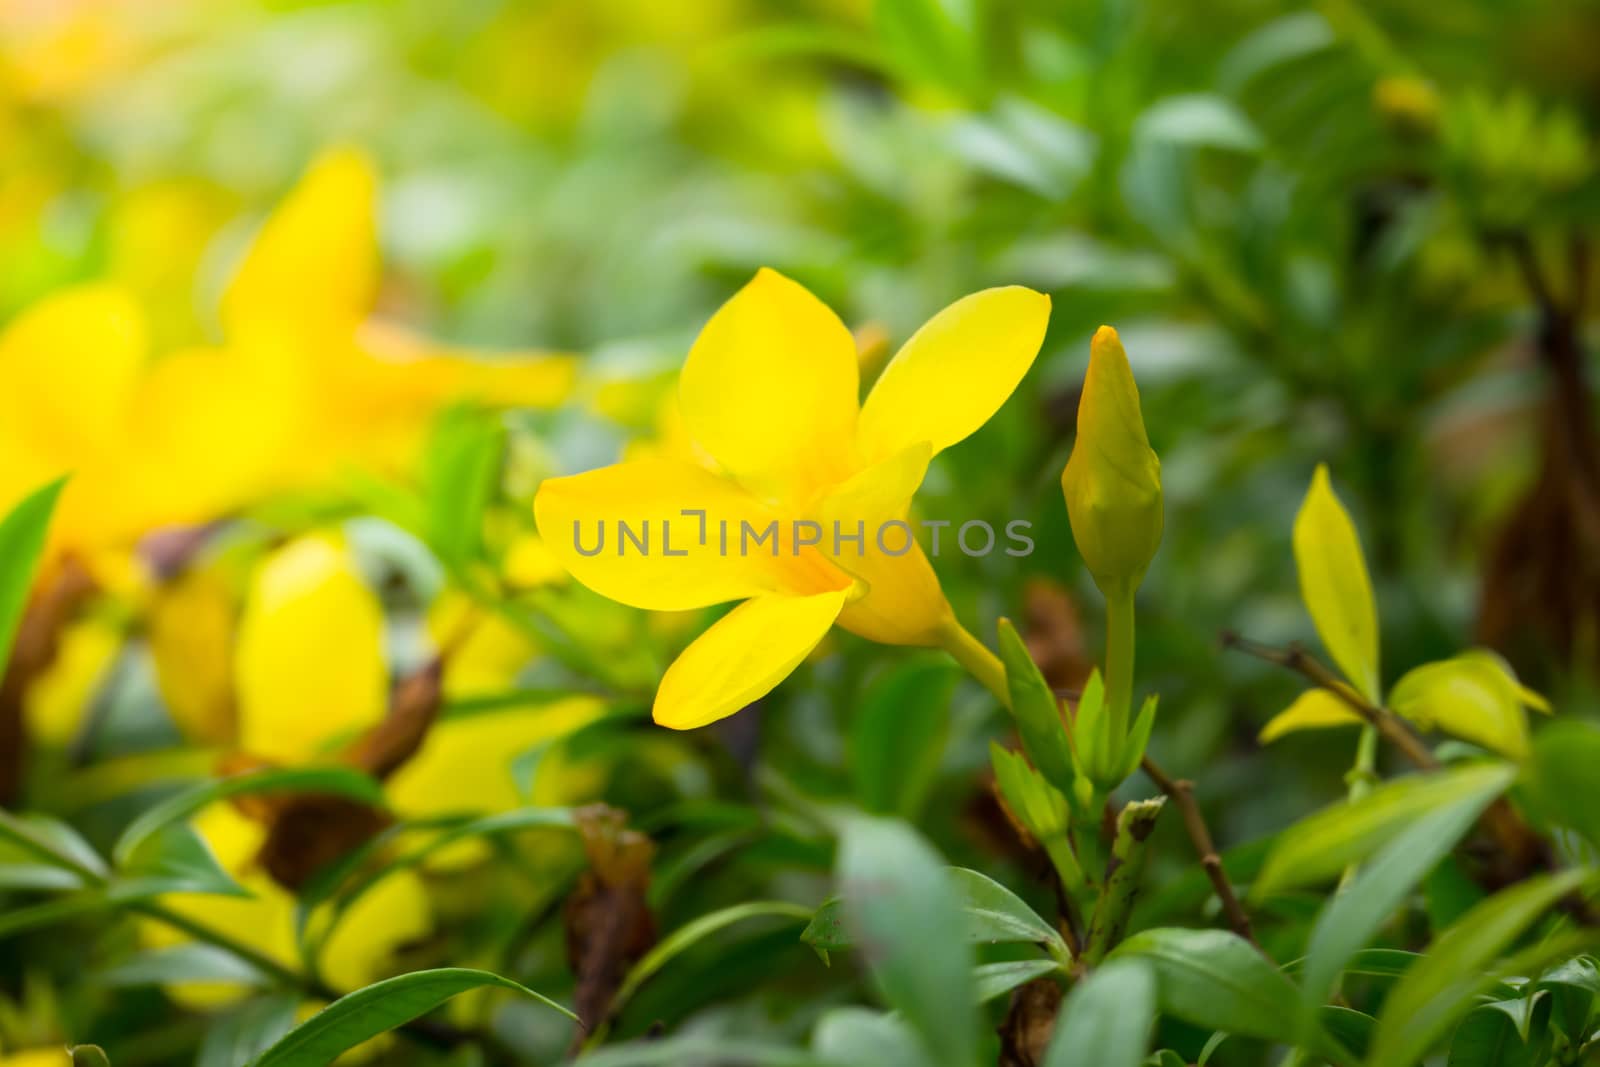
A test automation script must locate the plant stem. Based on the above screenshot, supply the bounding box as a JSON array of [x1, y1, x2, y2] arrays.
[[1083, 798, 1164, 964], [1103, 586, 1136, 737], [1140, 755, 1263, 955], [937, 617, 1009, 706]]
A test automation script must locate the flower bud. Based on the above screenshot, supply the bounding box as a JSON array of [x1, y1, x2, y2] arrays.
[[1060, 326, 1163, 596]]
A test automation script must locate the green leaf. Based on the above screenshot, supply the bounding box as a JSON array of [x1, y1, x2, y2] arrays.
[[837, 816, 975, 1067], [1043, 957, 1153, 1067], [1369, 869, 1594, 1067], [1319, 1006, 1375, 1059], [1300, 775, 1502, 1011], [997, 618, 1075, 792], [1254, 762, 1515, 898], [69, 1046, 111, 1067], [1112, 928, 1350, 1061], [196, 995, 298, 1067], [250, 968, 574, 1067], [0, 810, 106, 878], [1135, 94, 1264, 154], [1290, 464, 1379, 700], [812, 1008, 924, 1067], [1525, 722, 1600, 849], [1536, 955, 1600, 1041], [98, 944, 266, 989], [573, 1039, 835, 1067], [850, 658, 954, 817], [112, 767, 384, 867], [874, 0, 982, 99], [802, 866, 1067, 961], [610, 901, 812, 1018], [990, 743, 1081, 891], [974, 959, 1062, 1004], [0, 894, 110, 939], [1447, 999, 1553, 1067], [0, 476, 66, 666], [110, 823, 248, 900], [421, 406, 504, 569]]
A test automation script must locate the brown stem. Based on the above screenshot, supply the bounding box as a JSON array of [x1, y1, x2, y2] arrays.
[[1141, 754, 1265, 957], [1219, 631, 1439, 770]]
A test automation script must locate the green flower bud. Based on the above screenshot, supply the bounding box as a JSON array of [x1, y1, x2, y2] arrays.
[[1061, 326, 1163, 597]]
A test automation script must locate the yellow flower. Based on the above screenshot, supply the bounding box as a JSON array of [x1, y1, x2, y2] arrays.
[[0, 148, 577, 563], [535, 268, 1050, 729], [0, 1049, 70, 1067], [1060, 326, 1163, 599]]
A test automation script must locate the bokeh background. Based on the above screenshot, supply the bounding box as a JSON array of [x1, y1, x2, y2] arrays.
[[0, 0, 1596, 1063]]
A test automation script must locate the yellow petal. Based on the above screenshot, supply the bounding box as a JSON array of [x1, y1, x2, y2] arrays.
[[654, 589, 849, 729], [1259, 688, 1364, 743], [1390, 653, 1536, 759], [0, 1049, 72, 1066], [222, 148, 378, 343], [533, 459, 847, 611], [0, 283, 145, 464], [234, 533, 388, 763], [355, 321, 578, 411], [502, 532, 569, 588], [678, 268, 859, 499], [148, 567, 238, 746], [23, 617, 121, 748], [1293, 464, 1380, 701], [812, 444, 953, 646], [317, 868, 432, 992], [857, 286, 1050, 460]]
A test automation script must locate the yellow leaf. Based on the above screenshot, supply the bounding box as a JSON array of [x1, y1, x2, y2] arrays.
[[1390, 651, 1546, 759], [1293, 464, 1380, 701], [1259, 688, 1364, 743]]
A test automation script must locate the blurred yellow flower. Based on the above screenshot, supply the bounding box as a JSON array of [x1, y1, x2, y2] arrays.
[[0, 1049, 70, 1067], [0, 148, 576, 565], [535, 268, 1049, 729]]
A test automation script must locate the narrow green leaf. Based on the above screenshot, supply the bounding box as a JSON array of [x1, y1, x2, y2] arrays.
[[610, 901, 812, 1016], [1291, 464, 1379, 700], [69, 1046, 110, 1067], [97, 944, 265, 989], [1369, 869, 1594, 1067], [421, 406, 504, 569], [0, 476, 66, 666], [802, 866, 1066, 959], [113, 767, 385, 867], [1254, 762, 1515, 898], [997, 618, 1076, 792], [250, 968, 574, 1067], [1536, 955, 1600, 1042], [0, 893, 109, 939], [1113, 928, 1350, 1061], [837, 816, 975, 1067], [1043, 957, 1154, 1067], [1300, 777, 1502, 1011], [0, 810, 106, 878], [812, 1008, 924, 1067], [974, 960, 1062, 1004], [196, 995, 298, 1067], [1320, 1006, 1375, 1059], [110, 823, 248, 900], [574, 1039, 836, 1067]]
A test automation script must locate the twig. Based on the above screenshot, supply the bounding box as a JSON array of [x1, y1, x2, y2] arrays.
[[1218, 631, 1439, 770], [1140, 755, 1264, 956], [1218, 631, 1577, 909]]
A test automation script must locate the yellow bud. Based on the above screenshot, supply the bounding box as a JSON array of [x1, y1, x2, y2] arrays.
[[1061, 326, 1163, 596]]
